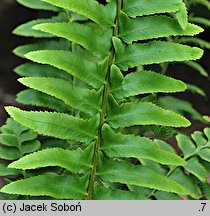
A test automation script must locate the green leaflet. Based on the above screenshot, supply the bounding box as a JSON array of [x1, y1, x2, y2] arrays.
[[0, 118, 40, 161], [190, 17, 210, 28], [9, 146, 93, 174], [184, 157, 208, 182], [119, 14, 202, 44], [94, 185, 147, 200], [154, 191, 182, 200], [176, 131, 210, 182], [159, 96, 205, 122], [115, 40, 203, 71], [0, 134, 18, 147], [17, 0, 59, 11], [17, 89, 70, 113], [0, 173, 88, 199], [178, 37, 210, 49], [170, 169, 201, 199], [176, 134, 196, 156], [102, 124, 186, 166], [98, 159, 188, 195], [33, 22, 112, 59], [174, 2, 188, 30], [14, 63, 71, 80], [0, 147, 20, 160], [182, 61, 208, 77], [21, 140, 41, 155], [0, 164, 21, 176], [201, 183, 210, 199], [6, 107, 98, 144], [107, 101, 190, 128], [41, 0, 115, 29], [25, 50, 105, 88], [123, 0, 183, 17], [13, 40, 69, 58], [112, 70, 187, 99], [13, 13, 65, 38], [19, 77, 101, 115], [154, 139, 177, 154], [187, 84, 206, 97]]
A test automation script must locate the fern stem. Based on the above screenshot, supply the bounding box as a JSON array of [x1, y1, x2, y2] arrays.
[[86, 0, 122, 200]]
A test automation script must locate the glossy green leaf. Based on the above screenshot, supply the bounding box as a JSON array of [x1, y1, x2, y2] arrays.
[[115, 41, 203, 71], [13, 40, 69, 58], [170, 169, 201, 199], [0, 173, 88, 199], [174, 2, 188, 30], [33, 22, 112, 59], [198, 149, 210, 162], [94, 185, 147, 200], [0, 134, 18, 147], [182, 61, 208, 77], [187, 84, 206, 97], [185, 157, 208, 182], [14, 63, 71, 80], [19, 77, 101, 115], [6, 107, 98, 144], [113, 70, 187, 99], [9, 146, 93, 174], [176, 134, 196, 157], [102, 124, 186, 166], [25, 50, 105, 88], [107, 101, 190, 128], [190, 17, 210, 28], [123, 0, 183, 17], [42, 0, 115, 29], [154, 191, 182, 200], [21, 140, 41, 155], [159, 96, 205, 122], [17, 0, 59, 11], [0, 164, 21, 176], [17, 89, 70, 113], [98, 160, 188, 195], [0, 147, 20, 160], [178, 37, 210, 49], [13, 13, 65, 38], [119, 14, 202, 44]]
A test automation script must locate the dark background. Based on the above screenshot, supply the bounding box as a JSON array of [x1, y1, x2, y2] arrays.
[[0, 0, 210, 132]]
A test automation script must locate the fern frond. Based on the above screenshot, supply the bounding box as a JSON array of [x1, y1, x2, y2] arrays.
[[2, 0, 208, 200]]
